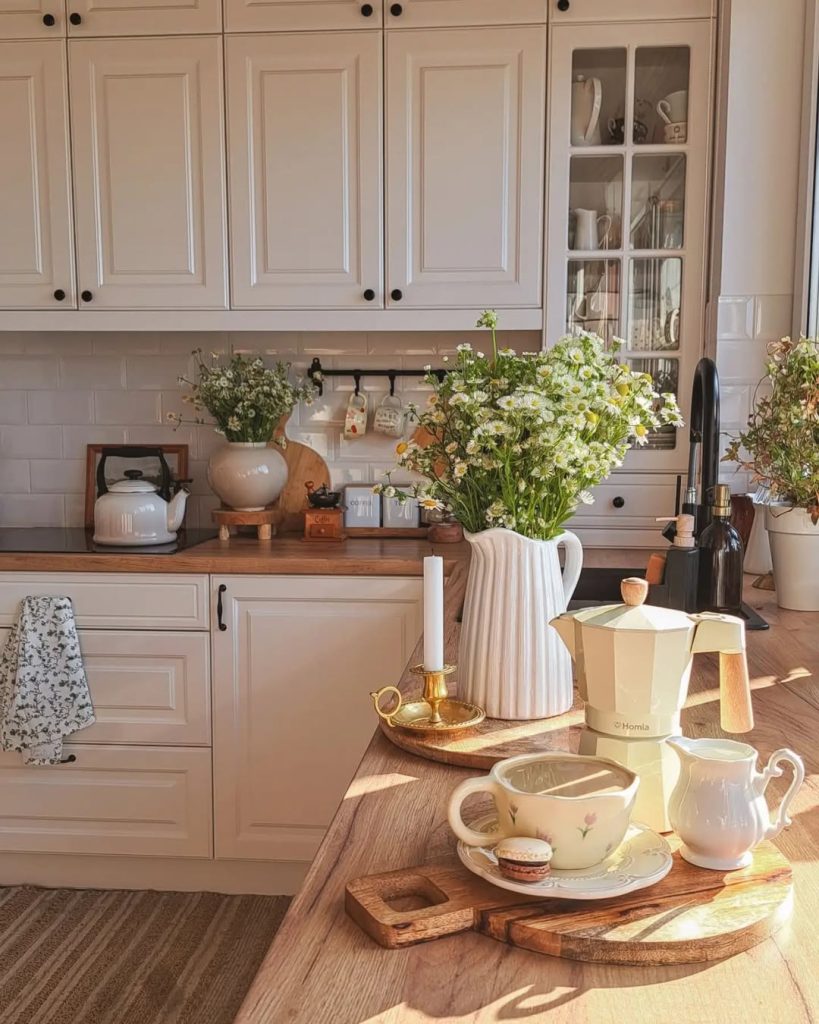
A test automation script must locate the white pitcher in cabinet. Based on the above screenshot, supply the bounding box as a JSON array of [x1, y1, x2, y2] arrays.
[[571, 75, 602, 146]]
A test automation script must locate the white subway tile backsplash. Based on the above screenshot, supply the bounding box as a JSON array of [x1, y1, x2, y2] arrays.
[[716, 339, 769, 383], [0, 392, 27, 425], [300, 332, 368, 356], [0, 425, 61, 459], [0, 494, 64, 526], [93, 333, 161, 355], [61, 356, 124, 389], [28, 390, 94, 425], [17, 333, 93, 356], [61, 425, 126, 460], [95, 390, 162, 425], [64, 492, 86, 528], [0, 357, 59, 389], [30, 459, 85, 494], [125, 354, 193, 390], [719, 385, 751, 428], [716, 296, 754, 341], [0, 460, 30, 493], [753, 294, 793, 341]]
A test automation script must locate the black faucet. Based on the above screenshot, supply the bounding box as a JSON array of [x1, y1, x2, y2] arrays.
[[685, 356, 720, 534]]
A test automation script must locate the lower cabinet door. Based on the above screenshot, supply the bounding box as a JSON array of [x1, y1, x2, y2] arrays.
[[0, 745, 212, 858], [211, 575, 422, 861]]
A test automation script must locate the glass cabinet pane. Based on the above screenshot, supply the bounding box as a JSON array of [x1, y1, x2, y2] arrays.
[[628, 257, 682, 350], [569, 157, 623, 250], [634, 46, 690, 145], [567, 260, 620, 345], [571, 49, 627, 147], [630, 155, 686, 249], [628, 357, 679, 450]]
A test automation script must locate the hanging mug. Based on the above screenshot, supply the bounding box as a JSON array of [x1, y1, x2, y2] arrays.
[[373, 394, 405, 439], [344, 392, 368, 439]]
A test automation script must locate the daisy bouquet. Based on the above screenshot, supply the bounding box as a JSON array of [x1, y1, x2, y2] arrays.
[[378, 312, 682, 540]]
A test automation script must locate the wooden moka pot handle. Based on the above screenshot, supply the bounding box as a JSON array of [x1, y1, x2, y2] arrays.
[[719, 650, 754, 733]]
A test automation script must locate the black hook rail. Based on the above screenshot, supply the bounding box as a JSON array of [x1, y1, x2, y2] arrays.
[[307, 357, 447, 397]]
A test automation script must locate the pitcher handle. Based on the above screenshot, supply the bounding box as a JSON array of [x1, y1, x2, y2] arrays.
[[448, 777, 506, 847], [761, 748, 805, 841], [557, 530, 583, 604]]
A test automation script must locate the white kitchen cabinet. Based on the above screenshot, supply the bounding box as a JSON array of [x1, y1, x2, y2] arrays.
[[545, 17, 714, 476], [211, 575, 422, 861], [385, 0, 547, 29], [66, 0, 220, 36], [0, 745, 212, 857], [0, 0, 64, 38], [386, 26, 545, 309], [226, 32, 383, 309], [225, 0, 381, 33], [0, 40, 74, 308], [68, 36, 228, 309], [550, 0, 715, 23]]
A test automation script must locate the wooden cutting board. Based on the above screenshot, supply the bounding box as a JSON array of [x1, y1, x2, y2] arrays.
[[271, 420, 332, 533], [346, 841, 793, 965]]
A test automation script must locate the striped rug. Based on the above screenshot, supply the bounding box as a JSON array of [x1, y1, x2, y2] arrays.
[[0, 886, 290, 1024]]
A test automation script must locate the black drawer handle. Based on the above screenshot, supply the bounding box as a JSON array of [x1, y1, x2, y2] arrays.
[[53, 288, 66, 301], [390, 288, 403, 302], [363, 288, 375, 301], [81, 289, 93, 302], [42, 13, 56, 25], [60, 754, 77, 764], [612, 495, 625, 509], [217, 583, 227, 631], [69, 11, 82, 23], [361, 3, 373, 14], [390, 2, 403, 14]]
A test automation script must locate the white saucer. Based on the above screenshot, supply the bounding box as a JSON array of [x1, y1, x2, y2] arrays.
[[457, 816, 673, 900]]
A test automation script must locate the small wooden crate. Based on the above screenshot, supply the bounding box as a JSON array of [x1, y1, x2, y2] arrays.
[[304, 507, 346, 542], [212, 506, 277, 541]]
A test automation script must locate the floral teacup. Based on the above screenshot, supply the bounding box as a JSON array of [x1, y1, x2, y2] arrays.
[[448, 752, 638, 870]]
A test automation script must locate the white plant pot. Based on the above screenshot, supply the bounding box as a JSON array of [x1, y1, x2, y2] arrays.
[[765, 504, 819, 611], [207, 441, 289, 511], [458, 528, 583, 720], [744, 494, 772, 575]]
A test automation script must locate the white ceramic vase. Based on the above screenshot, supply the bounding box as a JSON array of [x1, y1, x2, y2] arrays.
[[765, 504, 819, 610], [458, 528, 584, 720], [207, 441, 289, 511]]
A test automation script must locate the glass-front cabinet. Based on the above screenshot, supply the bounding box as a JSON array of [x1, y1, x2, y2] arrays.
[[546, 18, 714, 475]]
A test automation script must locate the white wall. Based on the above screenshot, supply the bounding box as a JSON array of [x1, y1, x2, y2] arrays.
[[717, 0, 807, 491]]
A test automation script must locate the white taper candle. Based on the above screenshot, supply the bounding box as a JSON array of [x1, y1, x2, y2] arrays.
[[423, 555, 445, 671]]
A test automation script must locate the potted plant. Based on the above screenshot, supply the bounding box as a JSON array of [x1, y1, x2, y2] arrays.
[[172, 351, 315, 511], [723, 336, 819, 611], [378, 312, 681, 719]]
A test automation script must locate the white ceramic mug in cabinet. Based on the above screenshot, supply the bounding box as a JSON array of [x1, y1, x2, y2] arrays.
[[448, 752, 638, 870], [657, 89, 688, 125]]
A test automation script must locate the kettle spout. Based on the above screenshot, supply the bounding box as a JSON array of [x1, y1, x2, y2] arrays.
[[167, 489, 188, 533], [549, 613, 576, 661]]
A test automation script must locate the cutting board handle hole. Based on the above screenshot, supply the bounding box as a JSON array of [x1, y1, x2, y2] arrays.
[[378, 875, 449, 913]]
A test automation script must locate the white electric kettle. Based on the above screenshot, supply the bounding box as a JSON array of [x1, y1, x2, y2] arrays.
[[93, 470, 189, 546], [571, 74, 602, 146]]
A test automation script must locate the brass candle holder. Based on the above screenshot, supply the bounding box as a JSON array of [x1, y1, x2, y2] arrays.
[[370, 664, 485, 735]]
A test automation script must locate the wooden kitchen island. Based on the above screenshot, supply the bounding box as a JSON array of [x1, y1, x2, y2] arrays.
[[235, 565, 819, 1024]]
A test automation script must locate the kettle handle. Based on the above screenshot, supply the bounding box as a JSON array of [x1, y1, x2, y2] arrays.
[[760, 748, 805, 841], [719, 651, 755, 733], [557, 530, 583, 604]]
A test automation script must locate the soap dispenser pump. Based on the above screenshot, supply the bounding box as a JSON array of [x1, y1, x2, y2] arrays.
[[697, 484, 744, 615]]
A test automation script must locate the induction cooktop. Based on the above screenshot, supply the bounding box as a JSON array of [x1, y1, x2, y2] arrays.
[[0, 528, 218, 555]]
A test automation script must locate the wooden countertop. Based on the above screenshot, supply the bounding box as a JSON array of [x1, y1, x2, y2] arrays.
[[0, 536, 445, 575], [235, 569, 819, 1024]]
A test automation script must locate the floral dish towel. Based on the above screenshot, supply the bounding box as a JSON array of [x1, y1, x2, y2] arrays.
[[0, 597, 95, 765]]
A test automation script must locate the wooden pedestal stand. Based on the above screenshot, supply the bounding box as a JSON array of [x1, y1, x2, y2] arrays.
[[212, 507, 276, 541]]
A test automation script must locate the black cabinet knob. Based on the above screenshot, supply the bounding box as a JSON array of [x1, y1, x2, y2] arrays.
[[81, 289, 93, 302], [557, 0, 570, 10], [612, 495, 625, 509], [390, 288, 403, 302], [363, 288, 375, 301], [53, 289, 66, 301], [42, 13, 56, 25], [390, 3, 403, 15], [360, 3, 373, 14], [69, 11, 82, 24]]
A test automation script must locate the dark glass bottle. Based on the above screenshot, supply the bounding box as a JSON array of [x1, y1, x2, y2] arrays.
[[697, 484, 744, 614]]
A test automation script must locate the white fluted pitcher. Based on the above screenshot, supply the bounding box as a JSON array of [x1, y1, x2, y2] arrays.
[[458, 528, 583, 720]]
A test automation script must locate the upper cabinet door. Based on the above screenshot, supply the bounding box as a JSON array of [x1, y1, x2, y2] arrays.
[[0, 0, 65, 38], [226, 32, 382, 309], [0, 40, 75, 309], [69, 37, 228, 309], [550, 0, 714, 21], [225, 0, 381, 33], [66, 0, 220, 36], [386, 26, 546, 309], [385, 0, 547, 28]]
